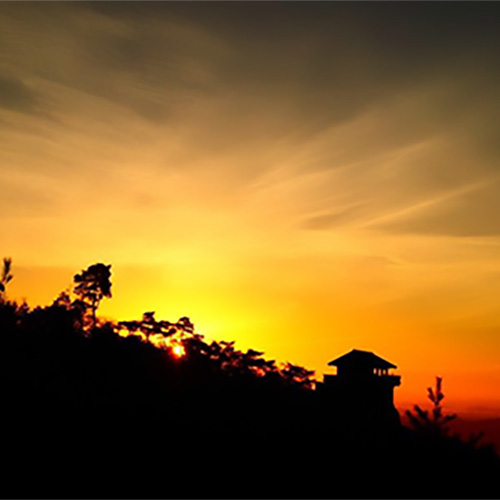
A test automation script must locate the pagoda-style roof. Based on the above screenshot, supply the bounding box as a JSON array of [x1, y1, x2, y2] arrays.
[[328, 349, 397, 369]]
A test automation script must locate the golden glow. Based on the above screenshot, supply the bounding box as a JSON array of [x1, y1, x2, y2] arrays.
[[2, 2, 500, 417], [171, 344, 186, 359], [117, 328, 146, 342], [117, 326, 186, 358], [147, 333, 186, 359]]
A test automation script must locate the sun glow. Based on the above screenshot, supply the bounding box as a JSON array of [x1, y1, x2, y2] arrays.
[[171, 344, 186, 358], [149, 333, 187, 358], [117, 327, 187, 358]]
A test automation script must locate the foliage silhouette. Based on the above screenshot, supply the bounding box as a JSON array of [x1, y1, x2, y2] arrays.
[[0, 256, 13, 296], [119, 311, 194, 344], [0, 259, 498, 498], [73, 263, 112, 330], [406, 376, 457, 437]]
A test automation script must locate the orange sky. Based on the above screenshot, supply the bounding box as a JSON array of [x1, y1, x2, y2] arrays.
[[2, 2, 500, 415]]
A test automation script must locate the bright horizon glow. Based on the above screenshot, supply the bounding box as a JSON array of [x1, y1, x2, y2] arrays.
[[7, 263, 500, 416], [171, 344, 185, 359], [2, 2, 500, 418]]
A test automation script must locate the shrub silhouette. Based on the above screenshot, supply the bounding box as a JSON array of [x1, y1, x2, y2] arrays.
[[406, 376, 456, 437]]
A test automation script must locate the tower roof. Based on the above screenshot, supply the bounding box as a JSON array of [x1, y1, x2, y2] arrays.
[[328, 349, 397, 369]]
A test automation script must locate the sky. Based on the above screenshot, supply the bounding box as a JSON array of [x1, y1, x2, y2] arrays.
[[2, 2, 500, 415]]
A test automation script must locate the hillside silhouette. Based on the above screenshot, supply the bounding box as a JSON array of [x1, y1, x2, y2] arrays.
[[0, 260, 499, 498]]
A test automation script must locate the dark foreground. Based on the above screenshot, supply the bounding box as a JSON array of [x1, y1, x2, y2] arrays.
[[0, 297, 499, 498]]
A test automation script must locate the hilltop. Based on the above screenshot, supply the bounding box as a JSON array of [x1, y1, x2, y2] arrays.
[[0, 261, 499, 498]]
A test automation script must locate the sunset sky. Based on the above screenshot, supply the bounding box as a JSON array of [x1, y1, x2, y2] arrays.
[[2, 2, 500, 414]]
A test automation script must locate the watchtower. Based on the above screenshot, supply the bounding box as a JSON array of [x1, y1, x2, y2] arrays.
[[317, 349, 401, 424]]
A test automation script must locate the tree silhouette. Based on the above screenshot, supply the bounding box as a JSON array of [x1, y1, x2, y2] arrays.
[[52, 290, 72, 309], [73, 263, 112, 330], [0, 257, 13, 298], [406, 376, 456, 436], [0, 259, 499, 498], [119, 312, 194, 345], [280, 362, 315, 389]]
